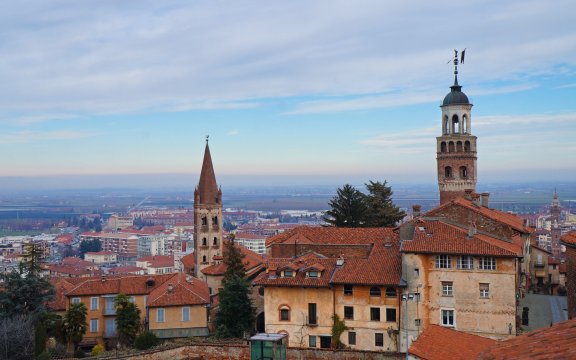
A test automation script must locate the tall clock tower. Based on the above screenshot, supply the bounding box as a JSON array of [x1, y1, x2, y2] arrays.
[[437, 51, 477, 205]]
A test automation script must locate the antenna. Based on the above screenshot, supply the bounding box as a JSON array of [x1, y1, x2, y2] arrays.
[[205, 135, 209, 143], [446, 49, 467, 85]]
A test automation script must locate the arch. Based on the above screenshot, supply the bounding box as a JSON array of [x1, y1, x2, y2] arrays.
[[385, 287, 397, 297], [212, 216, 218, 225], [462, 114, 468, 133], [278, 304, 291, 321], [213, 237, 218, 246], [256, 312, 265, 333], [448, 141, 455, 152], [201, 237, 207, 246], [201, 216, 207, 226], [460, 166, 468, 179], [445, 166, 453, 178], [202, 255, 207, 263], [464, 140, 471, 152], [456, 141, 463, 152], [452, 114, 460, 134], [441, 142, 447, 153], [369, 286, 381, 297], [443, 115, 450, 135]]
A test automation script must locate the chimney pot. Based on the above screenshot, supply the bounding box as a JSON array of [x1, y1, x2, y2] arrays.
[[412, 205, 422, 218], [464, 189, 473, 200], [481, 192, 490, 207]]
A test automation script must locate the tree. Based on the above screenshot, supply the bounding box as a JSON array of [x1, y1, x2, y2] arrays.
[[323, 184, 368, 227], [215, 239, 255, 338], [115, 294, 141, 347], [0, 314, 35, 360], [363, 181, 406, 227], [62, 302, 88, 355], [20, 242, 45, 276], [331, 314, 348, 349], [79, 239, 102, 259]]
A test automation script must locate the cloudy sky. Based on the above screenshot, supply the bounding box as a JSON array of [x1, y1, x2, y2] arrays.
[[1, 0, 575, 188]]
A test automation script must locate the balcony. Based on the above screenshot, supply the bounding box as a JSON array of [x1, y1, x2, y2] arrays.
[[104, 307, 116, 316]]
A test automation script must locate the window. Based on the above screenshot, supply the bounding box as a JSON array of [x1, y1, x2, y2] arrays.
[[386, 308, 397, 322], [480, 283, 490, 299], [370, 287, 381, 297], [283, 270, 293, 277], [385, 287, 397, 297], [212, 216, 218, 225], [129, 296, 135, 303], [344, 306, 354, 320], [414, 268, 420, 277], [441, 309, 455, 327], [157, 308, 165, 323], [201, 216, 207, 225], [309, 335, 316, 348], [348, 331, 356, 345], [280, 305, 290, 321], [460, 166, 468, 178], [90, 319, 98, 333], [375, 333, 384, 347], [213, 237, 218, 246], [457, 256, 473, 269], [370, 307, 380, 321], [182, 307, 190, 321], [436, 255, 452, 269], [202, 255, 207, 263], [308, 271, 319, 278], [72, 297, 81, 304], [344, 285, 353, 296], [480, 257, 496, 270], [308, 303, 317, 325], [445, 166, 453, 178], [90, 297, 98, 310], [442, 281, 453, 296], [202, 238, 207, 246]]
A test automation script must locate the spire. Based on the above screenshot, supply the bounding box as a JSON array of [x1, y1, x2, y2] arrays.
[[197, 137, 219, 205]]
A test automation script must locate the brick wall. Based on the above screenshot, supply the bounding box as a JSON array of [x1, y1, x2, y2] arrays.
[[566, 246, 576, 319]]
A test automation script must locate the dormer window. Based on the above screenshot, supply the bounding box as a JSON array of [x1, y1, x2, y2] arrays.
[[307, 270, 319, 278], [283, 270, 294, 277]]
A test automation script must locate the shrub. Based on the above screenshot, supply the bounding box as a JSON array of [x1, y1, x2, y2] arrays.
[[36, 351, 50, 360], [91, 344, 105, 356], [74, 348, 85, 358], [134, 331, 159, 350]]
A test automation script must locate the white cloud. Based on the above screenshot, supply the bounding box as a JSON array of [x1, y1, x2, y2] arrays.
[[0, 130, 99, 144], [227, 129, 240, 136]]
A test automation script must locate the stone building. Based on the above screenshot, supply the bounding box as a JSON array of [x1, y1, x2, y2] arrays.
[[193, 138, 224, 280], [550, 190, 563, 259], [560, 231, 576, 319]]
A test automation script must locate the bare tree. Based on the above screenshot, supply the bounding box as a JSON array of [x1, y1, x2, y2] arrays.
[[0, 314, 35, 360]]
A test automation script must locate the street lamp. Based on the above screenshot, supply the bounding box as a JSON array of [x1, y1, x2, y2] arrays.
[[402, 293, 415, 360]]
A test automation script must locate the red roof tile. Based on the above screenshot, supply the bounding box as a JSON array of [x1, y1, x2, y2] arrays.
[[253, 255, 337, 288], [401, 220, 522, 257], [48, 278, 77, 311], [201, 242, 264, 276], [409, 324, 496, 360], [136, 255, 174, 268], [477, 318, 576, 359], [147, 273, 209, 307], [108, 266, 145, 274], [66, 273, 174, 296], [180, 253, 195, 269], [266, 226, 396, 247], [561, 231, 576, 246]]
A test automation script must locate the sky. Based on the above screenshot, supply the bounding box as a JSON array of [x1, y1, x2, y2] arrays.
[[0, 0, 575, 189]]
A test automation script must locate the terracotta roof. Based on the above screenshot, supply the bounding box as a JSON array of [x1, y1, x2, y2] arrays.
[[234, 232, 267, 240], [47, 265, 102, 276], [48, 278, 77, 311], [180, 253, 195, 269], [266, 226, 397, 247], [66, 273, 174, 296], [401, 220, 522, 257], [108, 266, 145, 274], [147, 273, 209, 307], [136, 255, 174, 268], [253, 254, 337, 288], [62, 257, 96, 267], [427, 197, 531, 234], [477, 318, 576, 359], [561, 231, 576, 246], [196, 142, 220, 205], [201, 242, 264, 276], [56, 234, 74, 245], [409, 324, 496, 360]]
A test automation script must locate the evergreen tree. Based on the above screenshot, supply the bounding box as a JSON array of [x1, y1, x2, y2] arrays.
[[79, 239, 102, 259], [363, 180, 406, 227], [115, 294, 141, 347], [63, 302, 87, 355], [21, 242, 45, 276], [323, 184, 368, 227], [215, 239, 255, 338]]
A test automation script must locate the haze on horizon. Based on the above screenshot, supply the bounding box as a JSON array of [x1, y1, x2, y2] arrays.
[[1, 1, 575, 185]]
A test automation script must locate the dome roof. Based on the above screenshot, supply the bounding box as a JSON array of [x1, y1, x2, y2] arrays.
[[442, 76, 470, 106]]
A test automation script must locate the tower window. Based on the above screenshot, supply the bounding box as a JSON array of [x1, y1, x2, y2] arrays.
[[202, 255, 207, 263], [456, 141, 463, 152], [445, 166, 453, 178], [452, 115, 460, 133], [202, 237, 207, 246], [201, 216, 207, 226], [449, 141, 455, 152], [441, 142, 447, 153], [464, 140, 471, 152], [444, 115, 449, 135], [462, 115, 468, 133], [460, 166, 468, 179], [213, 237, 218, 246], [212, 216, 218, 225]]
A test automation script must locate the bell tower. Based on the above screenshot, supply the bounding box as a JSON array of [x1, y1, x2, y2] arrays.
[[437, 50, 477, 205], [194, 136, 223, 279]]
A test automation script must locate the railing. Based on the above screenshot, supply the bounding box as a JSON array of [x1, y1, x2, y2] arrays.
[[104, 307, 116, 316]]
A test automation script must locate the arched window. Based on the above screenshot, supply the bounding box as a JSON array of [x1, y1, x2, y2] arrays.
[[370, 287, 381, 297], [213, 237, 218, 246], [445, 166, 453, 178], [452, 114, 460, 133], [456, 141, 463, 152], [278, 305, 291, 321], [464, 140, 471, 152], [212, 216, 218, 225], [449, 141, 455, 152], [462, 115, 468, 133], [444, 115, 449, 135], [201, 216, 207, 226], [385, 288, 397, 297], [202, 255, 207, 263], [441, 142, 447, 153], [202, 237, 207, 246], [460, 166, 468, 179]]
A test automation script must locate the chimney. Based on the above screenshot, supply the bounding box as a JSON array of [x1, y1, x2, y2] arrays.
[[336, 255, 345, 267], [412, 205, 421, 218], [384, 237, 392, 248], [468, 223, 477, 238], [481, 192, 490, 207], [472, 193, 481, 206], [464, 189, 473, 200], [167, 283, 174, 293]]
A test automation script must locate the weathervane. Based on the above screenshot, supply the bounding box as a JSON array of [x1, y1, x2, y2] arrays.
[[205, 135, 209, 143], [447, 48, 466, 84]]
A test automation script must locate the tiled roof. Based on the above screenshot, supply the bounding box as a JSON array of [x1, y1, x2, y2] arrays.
[[47, 264, 102, 276], [201, 242, 264, 276], [108, 266, 145, 274], [180, 253, 195, 269], [561, 231, 576, 246], [136, 255, 174, 268], [62, 257, 96, 267], [428, 197, 531, 234], [409, 324, 496, 360], [266, 226, 397, 247], [48, 278, 77, 311], [477, 318, 576, 359], [253, 255, 337, 288], [401, 220, 522, 257], [331, 235, 403, 286], [234, 232, 267, 240], [66, 273, 174, 296], [147, 273, 209, 307]]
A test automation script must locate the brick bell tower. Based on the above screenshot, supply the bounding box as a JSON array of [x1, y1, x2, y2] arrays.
[[194, 136, 223, 279], [437, 50, 477, 205]]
